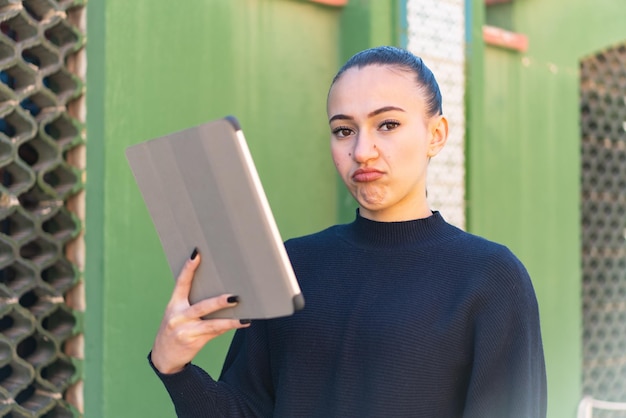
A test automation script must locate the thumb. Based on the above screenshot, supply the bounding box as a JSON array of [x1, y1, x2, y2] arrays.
[[171, 248, 201, 302]]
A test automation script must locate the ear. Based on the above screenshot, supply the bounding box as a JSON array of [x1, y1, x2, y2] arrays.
[[427, 115, 448, 158]]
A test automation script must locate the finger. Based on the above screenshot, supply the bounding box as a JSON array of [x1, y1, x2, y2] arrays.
[[186, 294, 239, 319], [195, 318, 252, 337], [171, 248, 201, 301]]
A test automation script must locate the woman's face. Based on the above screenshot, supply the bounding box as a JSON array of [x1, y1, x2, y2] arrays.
[[327, 64, 448, 222]]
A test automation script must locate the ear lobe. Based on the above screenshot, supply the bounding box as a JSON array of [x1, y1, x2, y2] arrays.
[[427, 115, 449, 158]]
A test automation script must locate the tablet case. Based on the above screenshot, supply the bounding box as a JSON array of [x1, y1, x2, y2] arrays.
[[125, 116, 305, 319]]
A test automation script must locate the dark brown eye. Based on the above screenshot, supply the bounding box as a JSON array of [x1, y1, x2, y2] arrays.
[[332, 127, 354, 138], [380, 121, 400, 131]]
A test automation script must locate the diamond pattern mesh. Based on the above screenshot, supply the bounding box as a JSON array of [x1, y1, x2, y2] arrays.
[[581, 43, 626, 412], [0, 0, 85, 416]]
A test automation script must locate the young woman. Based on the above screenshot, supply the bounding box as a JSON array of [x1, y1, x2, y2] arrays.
[[149, 46, 547, 417]]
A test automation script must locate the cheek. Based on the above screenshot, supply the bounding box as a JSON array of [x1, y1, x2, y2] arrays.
[[330, 147, 349, 172]]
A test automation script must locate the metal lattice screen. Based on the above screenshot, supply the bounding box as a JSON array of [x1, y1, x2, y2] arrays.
[[581, 42, 626, 414], [406, 0, 466, 229], [0, 0, 85, 416]]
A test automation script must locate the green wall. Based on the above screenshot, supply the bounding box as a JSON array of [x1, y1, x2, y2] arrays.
[[85, 0, 399, 416], [86, 1, 342, 416], [86, 0, 614, 415], [469, 0, 626, 416]]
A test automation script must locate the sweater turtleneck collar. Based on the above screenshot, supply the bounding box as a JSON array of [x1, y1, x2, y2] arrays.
[[339, 210, 461, 249]]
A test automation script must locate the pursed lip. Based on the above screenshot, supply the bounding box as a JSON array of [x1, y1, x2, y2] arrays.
[[352, 167, 384, 182]]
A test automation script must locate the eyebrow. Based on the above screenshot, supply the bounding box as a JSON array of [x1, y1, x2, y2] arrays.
[[328, 106, 406, 124]]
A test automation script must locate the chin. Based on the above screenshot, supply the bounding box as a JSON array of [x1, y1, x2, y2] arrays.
[[354, 187, 386, 206]]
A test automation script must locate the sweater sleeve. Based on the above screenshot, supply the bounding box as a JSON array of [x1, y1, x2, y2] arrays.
[[148, 321, 274, 417], [463, 249, 547, 418]]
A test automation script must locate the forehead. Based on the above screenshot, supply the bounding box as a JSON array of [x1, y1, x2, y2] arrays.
[[327, 65, 425, 115]]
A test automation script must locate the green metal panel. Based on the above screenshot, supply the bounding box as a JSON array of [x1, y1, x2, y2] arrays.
[[468, 0, 626, 416], [477, 45, 580, 418], [86, 0, 348, 416]]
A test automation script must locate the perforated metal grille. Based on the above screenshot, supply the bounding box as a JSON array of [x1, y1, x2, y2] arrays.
[[0, 0, 85, 416], [581, 43, 626, 409], [406, 0, 466, 229]]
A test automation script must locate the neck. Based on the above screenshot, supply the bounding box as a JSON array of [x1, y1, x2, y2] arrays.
[[358, 202, 432, 222], [342, 210, 456, 250]]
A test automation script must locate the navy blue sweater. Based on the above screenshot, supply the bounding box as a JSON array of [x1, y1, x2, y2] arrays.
[[151, 212, 547, 417]]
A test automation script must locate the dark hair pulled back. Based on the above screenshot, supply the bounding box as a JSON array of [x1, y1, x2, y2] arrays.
[[331, 46, 443, 118]]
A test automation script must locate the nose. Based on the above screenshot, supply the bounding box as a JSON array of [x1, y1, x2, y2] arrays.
[[352, 132, 379, 163]]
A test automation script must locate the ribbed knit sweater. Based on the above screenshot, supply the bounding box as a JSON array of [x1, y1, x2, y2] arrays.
[[150, 212, 547, 417]]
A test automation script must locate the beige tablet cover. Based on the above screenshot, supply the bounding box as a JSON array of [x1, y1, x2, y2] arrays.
[[125, 117, 304, 319]]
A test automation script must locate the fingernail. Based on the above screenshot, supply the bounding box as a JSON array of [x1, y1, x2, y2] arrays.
[[239, 319, 252, 325], [227, 295, 239, 304], [190, 248, 198, 260]]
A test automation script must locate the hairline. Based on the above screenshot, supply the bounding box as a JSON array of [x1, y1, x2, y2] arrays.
[[329, 62, 442, 118]]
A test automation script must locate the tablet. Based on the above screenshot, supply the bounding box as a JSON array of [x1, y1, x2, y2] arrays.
[[125, 116, 305, 319]]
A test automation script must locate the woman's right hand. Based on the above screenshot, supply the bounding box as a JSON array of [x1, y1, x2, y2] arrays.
[[150, 249, 251, 374]]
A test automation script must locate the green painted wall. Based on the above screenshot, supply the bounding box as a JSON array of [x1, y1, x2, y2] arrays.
[[468, 0, 626, 416], [87, 0, 606, 415], [86, 1, 345, 416]]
